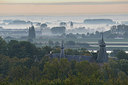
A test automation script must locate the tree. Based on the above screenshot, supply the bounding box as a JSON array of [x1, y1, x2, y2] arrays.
[[28, 66, 41, 81], [9, 65, 29, 80], [0, 55, 10, 76], [110, 49, 121, 57], [118, 59, 128, 75], [8, 40, 38, 58], [43, 58, 60, 80], [40, 23, 47, 29], [0, 37, 7, 55], [43, 59, 71, 80], [51, 27, 66, 34], [116, 50, 128, 60]]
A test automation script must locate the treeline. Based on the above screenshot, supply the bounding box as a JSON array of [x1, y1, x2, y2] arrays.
[[1, 37, 128, 85], [87, 24, 128, 39], [0, 37, 90, 58], [1, 56, 128, 85], [0, 37, 51, 59]]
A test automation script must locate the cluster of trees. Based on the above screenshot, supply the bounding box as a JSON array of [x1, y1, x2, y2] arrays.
[[110, 49, 128, 60], [1, 56, 128, 85], [0, 37, 52, 59], [61, 33, 87, 39], [110, 24, 128, 38], [116, 50, 128, 60], [51, 27, 66, 34], [1, 37, 128, 85], [0, 37, 90, 58], [87, 24, 128, 39]]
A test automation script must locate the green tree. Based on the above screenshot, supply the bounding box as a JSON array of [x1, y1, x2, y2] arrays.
[[116, 50, 128, 60], [28, 66, 41, 81], [8, 40, 38, 58], [43, 59, 71, 80], [9, 65, 29, 81], [0, 37, 7, 55], [118, 59, 128, 75]]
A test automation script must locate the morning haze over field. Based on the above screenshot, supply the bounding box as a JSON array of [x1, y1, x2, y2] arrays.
[[1, 0, 128, 85]]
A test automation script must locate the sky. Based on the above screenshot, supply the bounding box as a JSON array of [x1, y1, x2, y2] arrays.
[[1, 0, 128, 3], [0, 0, 128, 16]]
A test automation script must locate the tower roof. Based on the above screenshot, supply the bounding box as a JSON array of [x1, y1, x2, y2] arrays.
[[99, 32, 106, 47], [29, 22, 35, 30], [97, 32, 108, 63]]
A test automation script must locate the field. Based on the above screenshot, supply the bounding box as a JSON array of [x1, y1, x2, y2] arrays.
[[35, 37, 128, 51]]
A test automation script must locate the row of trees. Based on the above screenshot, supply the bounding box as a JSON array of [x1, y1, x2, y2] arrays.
[[87, 24, 128, 39], [1, 55, 128, 85], [1, 37, 128, 84], [0, 37, 45, 59], [0, 37, 91, 59]]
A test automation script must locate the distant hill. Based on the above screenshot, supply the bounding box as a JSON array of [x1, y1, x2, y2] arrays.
[[84, 19, 116, 24], [3, 19, 31, 25]]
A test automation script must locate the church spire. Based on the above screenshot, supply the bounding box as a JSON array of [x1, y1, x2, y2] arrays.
[[99, 32, 106, 47], [97, 32, 108, 63], [101, 32, 104, 41]]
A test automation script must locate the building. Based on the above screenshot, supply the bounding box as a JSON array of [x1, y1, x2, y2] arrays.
[[50, 33, 108, 63], [70, 21, 73, 28], [50, 40, 93, 62], [28, 23, 36, 42], [40, 23, 47, 29], [96, 33, 108, 63]]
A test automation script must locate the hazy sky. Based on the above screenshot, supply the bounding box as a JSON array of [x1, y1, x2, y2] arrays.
[[1, 0, 128, 3], [0, 0, 128, 15]]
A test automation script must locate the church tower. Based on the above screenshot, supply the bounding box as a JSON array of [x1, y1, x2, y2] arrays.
[[28, 22, 36, 42], [60, 40, 65, 59], [70, 21, 73, 28], [97, 33, 108, 63]]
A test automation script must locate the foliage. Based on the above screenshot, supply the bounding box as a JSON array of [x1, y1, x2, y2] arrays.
[[116, 50, 128, 60], [0, 37, 128, 85], [51, 27, 66, 34], [1, 56, 128, 85], [0, 37, 7, 55], [7, 40, 38, 58]]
